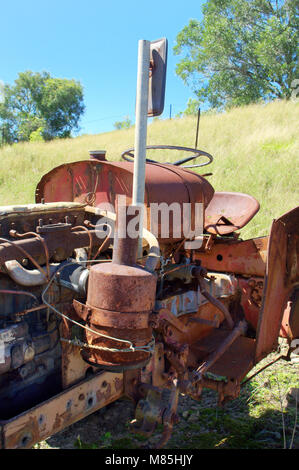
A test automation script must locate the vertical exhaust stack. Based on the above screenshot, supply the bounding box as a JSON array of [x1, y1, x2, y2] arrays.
[[79, 38, 167, 370], [132, 39, 150, 255], [132, 38, 167, 252], [111, 208, 139, 266]]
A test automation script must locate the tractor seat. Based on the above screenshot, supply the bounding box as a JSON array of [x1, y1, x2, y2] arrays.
[[204, 192, 260, 235]]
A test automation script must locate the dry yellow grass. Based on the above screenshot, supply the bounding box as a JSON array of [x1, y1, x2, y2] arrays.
[[0, 99, 298, 238]]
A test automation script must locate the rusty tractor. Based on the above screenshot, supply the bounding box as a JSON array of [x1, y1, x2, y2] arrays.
[[0, 39, 298, 449]]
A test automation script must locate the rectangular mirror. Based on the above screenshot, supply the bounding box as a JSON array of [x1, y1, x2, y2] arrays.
[[148, 38, 168, 117]]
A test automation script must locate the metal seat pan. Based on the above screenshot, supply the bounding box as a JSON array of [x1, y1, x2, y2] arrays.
[[204, 191, 260, 235]]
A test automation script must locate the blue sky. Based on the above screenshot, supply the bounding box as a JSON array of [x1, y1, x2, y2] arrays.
[[0, 0, 204, 134]]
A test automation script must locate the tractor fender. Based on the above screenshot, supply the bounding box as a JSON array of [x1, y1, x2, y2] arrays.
[[255, 206, 299, 361]]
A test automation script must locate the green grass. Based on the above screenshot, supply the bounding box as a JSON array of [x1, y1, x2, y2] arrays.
[[0, 99, 298, 239], [165, 355, 299, 449]]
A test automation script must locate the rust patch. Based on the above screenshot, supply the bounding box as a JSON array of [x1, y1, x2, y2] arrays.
[[114, 377, 124, 392], [1, 371, 124, 448], [96, 383, 112, 403], [256, 207, 299, 360], [193, 237, 268, 277]]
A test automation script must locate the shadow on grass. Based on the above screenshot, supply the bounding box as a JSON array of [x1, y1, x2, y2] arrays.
[[166, 371, 298, 450]]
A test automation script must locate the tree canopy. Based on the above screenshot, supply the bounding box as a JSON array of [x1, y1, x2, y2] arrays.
[[0, 71, 84, 143], [113, 115, 133, 130], [174, 0, 299, 109]]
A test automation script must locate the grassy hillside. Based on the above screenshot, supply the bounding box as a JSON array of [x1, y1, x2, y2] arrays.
[[0, 99, 298, 239]]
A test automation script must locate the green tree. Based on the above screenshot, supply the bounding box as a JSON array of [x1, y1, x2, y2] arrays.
[[38, 77, 85, 139], [0, 91, 15, 145], [29, 127, 45, 142], [0, 71, 84, 143], [183, 98, 201, 116], [113, 115, 133, 130], [174, 0, 299, 109]]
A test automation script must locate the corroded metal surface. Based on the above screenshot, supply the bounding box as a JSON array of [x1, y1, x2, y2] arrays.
[[280, 290, 299, 341], [193, 237, 268, 277], [0, 371, 123, 449], [79, 203, 158, 371], [0, 227, 101, 265], [87, 263, 156, 312], [111, 207, 139, 266], [195, 320, 248, 378], [256, 207, 299, 361], [204, 191, 260, 235], [81, 262, 156, 370], [74, 300, 151, 330], [150, 303, 226, 347], [238, 277, 264, 330], [35, 159, 215, 242], [60, 314, 97, 389]]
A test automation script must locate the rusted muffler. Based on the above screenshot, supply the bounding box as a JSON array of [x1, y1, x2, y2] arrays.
[[78, 206, 157, 371]]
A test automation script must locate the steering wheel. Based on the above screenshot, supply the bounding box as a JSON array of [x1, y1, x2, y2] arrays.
[[121, 145, 213, 168]]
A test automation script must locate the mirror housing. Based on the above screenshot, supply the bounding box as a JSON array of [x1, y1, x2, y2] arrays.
[[148, 38, 168, 117]]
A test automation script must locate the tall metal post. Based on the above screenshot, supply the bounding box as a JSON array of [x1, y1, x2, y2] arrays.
[[195, 107, 201, 149], [132, 40, 150, 256]]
